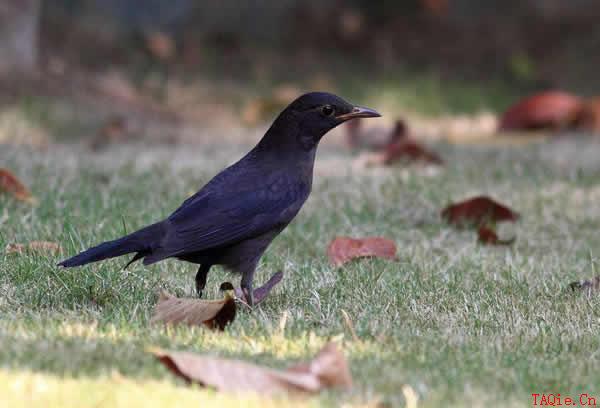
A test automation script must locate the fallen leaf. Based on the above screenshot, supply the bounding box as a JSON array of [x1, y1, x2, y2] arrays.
[[234, 270, 283, 305], [6, 241, 62, 255], [498, 91, 583, 131], [477, 226, 515, 246], [151, 290, 236, 330], [346, 119, 407, 151], [441, 196, 519, 227], [0, 168, 35, 203], [150, 341, 351, 395], [381, 140, 443, 165], [327, 237, 397, 267], [569, 276, 600, 294], [575, 97, 600, 133]]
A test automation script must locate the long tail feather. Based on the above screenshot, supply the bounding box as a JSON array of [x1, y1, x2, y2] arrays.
[[58, 222, 163, 267]]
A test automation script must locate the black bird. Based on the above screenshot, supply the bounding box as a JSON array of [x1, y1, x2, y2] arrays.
[[59, 92, 380, 305]]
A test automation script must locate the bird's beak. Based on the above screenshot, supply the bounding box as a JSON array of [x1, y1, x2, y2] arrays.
[[336, 106, 381, 121]]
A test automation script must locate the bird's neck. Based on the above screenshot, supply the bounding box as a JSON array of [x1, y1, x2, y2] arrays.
[[255, 110, 322, 154], [248, 119, 317, 182], [249, 140, 317, 175]]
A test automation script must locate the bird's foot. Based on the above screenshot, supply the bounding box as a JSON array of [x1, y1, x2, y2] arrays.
[[241, 284, 254, 308]]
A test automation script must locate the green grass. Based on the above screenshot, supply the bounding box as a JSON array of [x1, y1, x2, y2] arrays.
[[2, 136, 600, 407]]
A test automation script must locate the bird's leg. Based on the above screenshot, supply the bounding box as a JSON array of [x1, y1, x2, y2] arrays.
[[240, 269, 255, 307], [195, 264, 211, 298]]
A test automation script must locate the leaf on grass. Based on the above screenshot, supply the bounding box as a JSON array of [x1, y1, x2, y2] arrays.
[[498, 91, 583, 131], [234, 270, 283, 305], [151, 291, 236, 330], [569, 276, 600, 294], [6, 241, 62, 255], [150, 341, 351, 395], [441, 196, 519, 228], [327, 237, 397, 267], [0, 168, 35, 203], [381, 140, 444, 166], [346, 119, 407, 151], [575, 97, 600, 133], [477, 226, 515, 246]]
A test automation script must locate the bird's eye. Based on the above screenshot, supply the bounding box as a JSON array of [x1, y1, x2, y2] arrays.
[[321, 105, 335, 117]]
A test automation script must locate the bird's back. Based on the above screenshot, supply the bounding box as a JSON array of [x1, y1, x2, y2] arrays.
[[142, 148, 313, 264]]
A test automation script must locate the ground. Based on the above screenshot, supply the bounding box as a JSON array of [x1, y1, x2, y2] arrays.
[[2, 134, 600, 407]]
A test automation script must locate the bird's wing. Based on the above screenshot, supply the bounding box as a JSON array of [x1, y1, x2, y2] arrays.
[[147, 181, 304, 262]]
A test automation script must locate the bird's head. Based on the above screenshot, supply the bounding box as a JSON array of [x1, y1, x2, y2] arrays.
[[260, 92, 381, 151]]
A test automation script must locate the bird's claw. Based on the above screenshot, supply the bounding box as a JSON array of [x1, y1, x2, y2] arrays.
[[241, 285, 254, 308]]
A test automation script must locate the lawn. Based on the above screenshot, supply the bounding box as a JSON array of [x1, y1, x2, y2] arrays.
[[2, 135, 600, 407]]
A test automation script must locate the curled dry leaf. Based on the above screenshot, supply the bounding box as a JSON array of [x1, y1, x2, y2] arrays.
[[348, 118, 443, 166], [381, 140, 443, 165], [498, 91, 583, 131], [477, 226, 515, 246], [150, 341, 351, 395], [441, 196, 519, 228], [151, 291, 236, 330], [569, 276, 600, 294], [327, 237, 397, 267], [345, 119, 407, 151], [575, 98, 600, 133], [0, 168, 35, 203], [6, 241, 62, 255], [234, 270, 283, 305]]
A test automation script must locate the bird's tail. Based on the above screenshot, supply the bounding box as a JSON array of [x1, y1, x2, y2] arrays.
[[58, 222, 164, 267]]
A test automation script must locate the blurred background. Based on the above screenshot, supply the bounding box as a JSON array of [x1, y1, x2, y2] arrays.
[[1, 0, 600, 148]]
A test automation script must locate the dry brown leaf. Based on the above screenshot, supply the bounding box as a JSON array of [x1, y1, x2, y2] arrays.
[[441, 196, 519, 228], [234, 270, 283, 305], [346, 119, 407, 151], [498, 91, 583, 131], [6, 241, 62, 255], [347, 119, 442, 166], [576, 97, 600, 133], [151, 291, 236, 330], [327, 237, 397, 267], [0, 168, 35, 203], [569, 276, 600, 294], [380, 140, 443, 166], [477, 226, 515, 246], [150, 341, 351, 395]]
